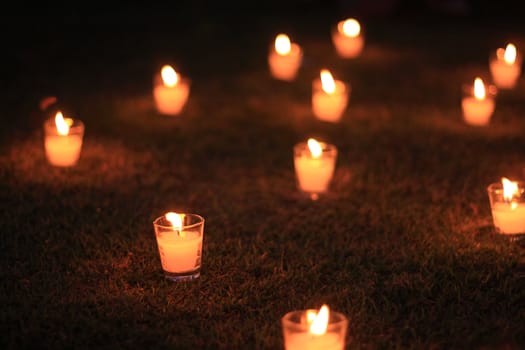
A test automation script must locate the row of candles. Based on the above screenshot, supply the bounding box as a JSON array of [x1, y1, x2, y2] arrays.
[[38, 18, 524, 349]]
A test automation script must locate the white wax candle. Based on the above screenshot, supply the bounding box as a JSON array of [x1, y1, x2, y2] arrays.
[[153, 65, 190, 115], [44, 112, 84, 167], [331, 18, 364, 59], [461, 97, 495, 126], [285, 332, 343, 350], [294, 156, 336, 194], [45, 134, 83, 167], [268, 34, 303, 81], [491, 202, 525, 235], [156, 230, 202, 273], [489, 44, 521, 89], [312, 70, 349, 123], [461, 77, 495, 126]]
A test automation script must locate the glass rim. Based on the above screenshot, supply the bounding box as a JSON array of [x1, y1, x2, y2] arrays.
[[312, 78, 349, 94], [281, 309, 348, 329], [44, 117, 85, 132], [487, 180, 525, 193], [294, 140, 338, 154], [153, 213, 205, 230], [153, 74, 191, 87]]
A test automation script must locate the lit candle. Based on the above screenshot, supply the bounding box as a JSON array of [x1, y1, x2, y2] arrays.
[[153, 212, 205, 281], [461, 77, 495, 126], [294, 138, 337, 199], [44, 111, 84, 167], [331, 18, 364, 58], [153, 65, 191, 115], [489, 43, 522, 89], [268, 33, 303, 81], [312, 69, 349, 122], [282, 304, 348, 350], [487, 178, 525, 235]]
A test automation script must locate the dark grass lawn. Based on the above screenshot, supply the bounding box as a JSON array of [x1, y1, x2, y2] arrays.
[[2, 7, 525, 350]]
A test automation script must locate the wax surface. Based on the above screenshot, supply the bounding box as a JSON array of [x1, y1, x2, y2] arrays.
[[285, 332, 343, 350], [312, 80, 348, 122], [491, 202, 525, 234], [461, 97, 494, 126], [332, 31, 364, 58], [489, 59, 521, 89], [153, 82, 190, 115], [268, 44, 302, 81], [44, 134, 83, 167], [294, 156, 335, 194], [156, 230, 202, 272]]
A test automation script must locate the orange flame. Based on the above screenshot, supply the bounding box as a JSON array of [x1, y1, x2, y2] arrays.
[[165, 212, 184, 236], [55, 111, 70, 135], [341, 18, 361, 37], [320, 69, 336, 94], [161, 65, 179, 87], [473, 77, 486, 100], [502, 178, 519, 210], [275, 34, 291, 55], [309, 304, 330, 335], [504, 43, 517, 64], [307, 138, 322, 158]]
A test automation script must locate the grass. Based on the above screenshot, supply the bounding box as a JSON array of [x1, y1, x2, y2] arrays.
[[2, 10, 525, 350]]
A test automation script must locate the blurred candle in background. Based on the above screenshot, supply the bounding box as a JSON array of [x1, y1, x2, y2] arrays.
[[44, 111, 85, 167], [489, 43, 522, 89], [153, 64, 191, 115], [312, 69, 349, 122], [332, 18, 364, 58], [294, 138, 337, 200], [461, 77, 495, 126], [268, 33, 303, 81]]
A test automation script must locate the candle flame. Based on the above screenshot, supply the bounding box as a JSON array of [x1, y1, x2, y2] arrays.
[[307, 138, 323, 158], [309, 304, 330, 335], [341, 18, 361, 37], [161, 65, 179, 87], [473, 77, 486, 100], [55, 111, 70, 135], [504, 43, 517, 64], [502, 177, 519, 203], [275, 34, 291, 55], [165, 212, 184, 237], [320, 69, 336, 94]]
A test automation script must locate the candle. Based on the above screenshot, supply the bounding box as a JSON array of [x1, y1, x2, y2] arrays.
[[153, 212, 205, 281], [487, 178, 525, 236], [153, 65, 191, 115], [461, 77, 496, 126], [268, 33, 303, 81], [44, 111, 84, 167], [282, 305, 348, 350], [331, 18, 364, 58], [312, 69, 349, 122], [294, 138, 337, 199], [489, 43, 522, 89]]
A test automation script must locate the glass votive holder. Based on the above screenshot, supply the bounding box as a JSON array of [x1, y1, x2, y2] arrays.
[[44, 113, 85, 167], [294, 139, 338, 200], [331, 18, 365, 59], [487, 179, 525, 238], [461, 77, 497, 126], [282, 307, 348, 350], [489, 44, 522, 90], [153, 212, 205, 281], [153, 65, 191, 116], [312, 71, 349, 123]]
